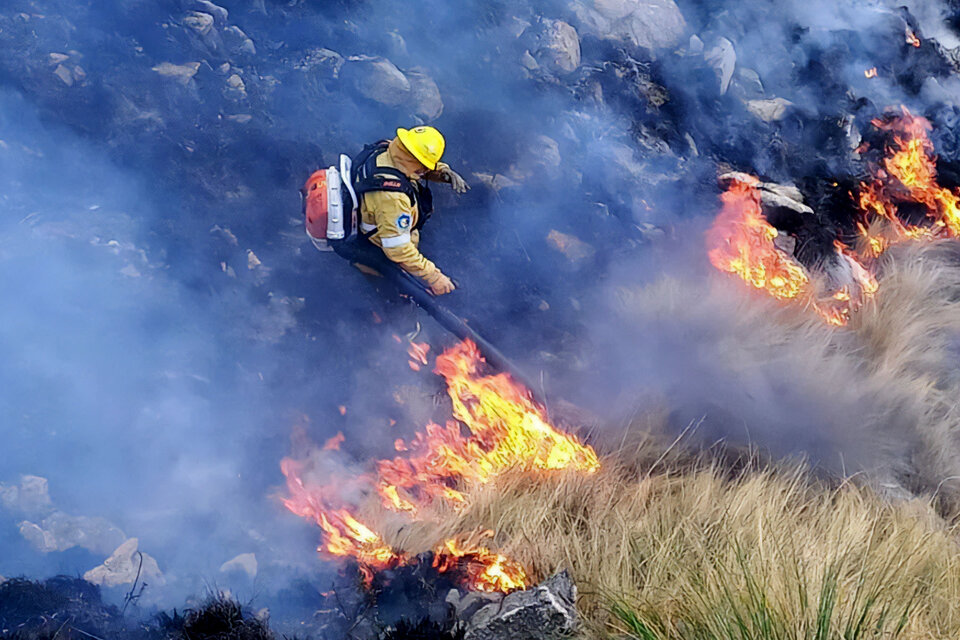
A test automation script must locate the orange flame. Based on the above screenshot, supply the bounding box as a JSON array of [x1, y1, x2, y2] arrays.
[[378, 340, 599, 514], [407, 341, 430, 371], [281, 340, 599, 593], [280, 459, 400, 575], [858, 108, 960, 257], [434, 538, 528, 593], [706, 177, 809, 301], [708, 107, 960, 326], [707, 177, 876, 326], [906, 28, 921, 48], [864, 67, 878, 79]]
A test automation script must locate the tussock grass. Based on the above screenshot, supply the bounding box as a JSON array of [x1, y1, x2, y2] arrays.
[[375, 242, 960, 638], [388, 456, 960, 639]]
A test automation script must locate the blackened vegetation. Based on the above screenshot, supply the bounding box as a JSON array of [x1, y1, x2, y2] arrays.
[[0, 579, 289, 640], [0, 576, 127, 640], [175, 596, 273, 640], [303, 554, 466, 640], [379, 619, 464, 640]]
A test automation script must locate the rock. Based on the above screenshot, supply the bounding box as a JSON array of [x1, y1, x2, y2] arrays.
[[687, 34, 704, 55], [571, 0, 687, 52], [705, 37, 736, 95], [463, 571, 578, 640], [525, 19, 581, 75], [746, 98, 793, 122], [733, 67, 764, 99], [405, 68, 444, 121], [223, 25, 256, 57], [296, 48, 344, 78], [84, 538, 165, 587], [53, 64, 74, 86], [220, 553, 258, 579], [183, 11, 215, 36], [48, 52, 70, 65], [19, 511, 127, 555], [447, 589, 504, 621], [341, 56, 410, 107], [719, 172, 813, 217], [192, 0, 228, 25], [0, 475, 54, 516], [473, 172, 522, 192], [547, 230, 596, 262], [153, 61, 201, 85], [386, 30, 408, 60], [508, 134, 562, 183]]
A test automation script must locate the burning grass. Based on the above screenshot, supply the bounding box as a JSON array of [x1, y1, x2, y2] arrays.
[[281, 235, 960, 637], [387, 452, 960, 639], [371, 240, 960, 638]]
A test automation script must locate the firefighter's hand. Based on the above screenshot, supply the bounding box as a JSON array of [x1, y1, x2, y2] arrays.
[[430, 273, 456, 295], [439, 167, 470, 195]]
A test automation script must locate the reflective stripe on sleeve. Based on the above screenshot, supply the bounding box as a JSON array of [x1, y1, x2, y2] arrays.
[[380, 233, 411, 248], [360, 222, 378, 232]]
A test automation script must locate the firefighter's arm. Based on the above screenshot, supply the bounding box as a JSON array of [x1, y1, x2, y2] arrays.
[[424, 161, 469, 194], [374, 195, 444, 284]]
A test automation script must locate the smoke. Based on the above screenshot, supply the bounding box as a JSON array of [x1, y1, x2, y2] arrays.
[[4, 0, 960, 621], [0, 87, 326, 601]]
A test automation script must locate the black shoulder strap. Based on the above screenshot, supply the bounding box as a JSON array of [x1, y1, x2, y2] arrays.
[[351, 140, 419, 210]]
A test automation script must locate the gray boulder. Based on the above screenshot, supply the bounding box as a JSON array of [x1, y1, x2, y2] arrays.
[[341, 56, 410, 107], [705, 36, 736, 94], [405, 68, 444, 120], [223, 25, 256, 57], [732, 67, 764, 100], [746, 97, 793, 122], [525, 19, 581, 75], [463, 571, 579, 640], [183, 11, 215, 36], [191, 0, 228, 26], [570, 0, 686, 52]]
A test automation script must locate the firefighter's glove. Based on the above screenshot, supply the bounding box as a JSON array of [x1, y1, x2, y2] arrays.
[[439, 167, 470, 195], [430, 273, 456, 296]]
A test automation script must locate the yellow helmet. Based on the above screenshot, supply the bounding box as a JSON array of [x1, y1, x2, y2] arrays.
[[396, 126, 445, 171]]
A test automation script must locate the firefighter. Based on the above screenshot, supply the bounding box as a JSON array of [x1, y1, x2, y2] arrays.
[[354, 126, 469, 295]]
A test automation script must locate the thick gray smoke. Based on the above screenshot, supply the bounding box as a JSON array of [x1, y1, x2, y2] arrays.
[[3, 0, 960, 621]]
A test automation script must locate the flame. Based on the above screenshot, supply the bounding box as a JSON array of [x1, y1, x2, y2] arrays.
[[706, 177, 809, 301], [707, 177, 876, 326], [906, 28, 921, 48], [864, 67, 878, 79], [323, 432, 345, 451], [378, 340, 599, 514], [434, 538, 528, 593], [857, 109, 960, 257], [281, 339, 599, 593], [280, 458, 401, 576], [408, 340, 430, 371]]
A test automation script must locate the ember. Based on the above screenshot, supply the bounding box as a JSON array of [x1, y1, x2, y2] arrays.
[[280, 339, 598, 593], [906, 28, 921, 48]]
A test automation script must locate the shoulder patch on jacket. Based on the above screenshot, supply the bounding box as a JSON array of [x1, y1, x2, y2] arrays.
[[397, 214, 412, 230]]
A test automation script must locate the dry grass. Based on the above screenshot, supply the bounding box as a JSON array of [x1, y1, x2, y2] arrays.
[[378, 241, 960, 638], [851, 241, 960, 515], [387, 454, 960, 639]]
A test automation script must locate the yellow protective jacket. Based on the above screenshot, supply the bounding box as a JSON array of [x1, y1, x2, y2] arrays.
[[360, 138, 450, 285]]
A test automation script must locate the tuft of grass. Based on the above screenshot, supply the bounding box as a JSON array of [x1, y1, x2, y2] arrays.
[[370, 241, 960, 639], [384, 456, 960, 639]]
